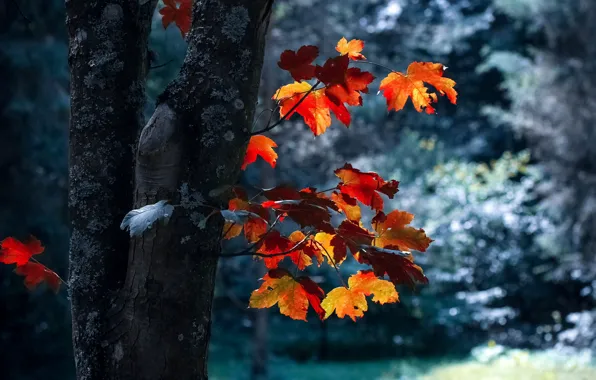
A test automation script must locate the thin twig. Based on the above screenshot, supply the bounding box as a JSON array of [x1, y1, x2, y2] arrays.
[[10, 0, 32, 25], [150, 59, 175, 70], [353, 60, 396, 73], [221, 214, 283, 256], [313, 240, 347, 288], [221, 232, 311, 258], [250, 81, 322, 135], [30, 257, 68, 288]]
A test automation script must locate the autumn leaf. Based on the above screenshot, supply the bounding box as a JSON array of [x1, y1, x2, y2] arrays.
[[336, 220, 374, 255], [242, 135, 278, 170], [356, 248, 428, 289], [278, 45, 319, 82], [14, 262, 61, 293], [275, 81, 350, 136], [315, 55, 375, 106], [288, 231, 315, 269], [372, 210, 432, 252], [379, 62, 457, 114], [334, 163, 399, 211], [256, 231, 295, 269], [321, 270, 398, 321], [314, 232, 347, 265], [0, 236, 44, 266], [249, 268, 325, 321], [336, 37, 366, 60], [221, 198, 270, 243], [222, 222, 243, 239], [159, 0, 192, 37], [331, 192, 361, 222]]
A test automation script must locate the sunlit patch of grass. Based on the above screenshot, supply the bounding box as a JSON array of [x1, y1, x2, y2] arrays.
[[209, 345, 596, 380]]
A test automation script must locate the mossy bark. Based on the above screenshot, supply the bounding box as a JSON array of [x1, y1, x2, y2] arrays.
[[67, 1, 274, 379]]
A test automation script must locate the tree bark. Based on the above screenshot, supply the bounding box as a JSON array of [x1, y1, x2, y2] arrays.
[[67, 1, 274, 379]]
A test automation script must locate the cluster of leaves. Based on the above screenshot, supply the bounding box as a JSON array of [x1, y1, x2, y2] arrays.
[[0, 237, 61, 293], [223, 38, 456, 321], [0, 7, 458, 324]]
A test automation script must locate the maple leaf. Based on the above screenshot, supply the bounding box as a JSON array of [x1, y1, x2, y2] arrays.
[[275, 82, 350, 136], [315, 55, 375, 106], [222, 197, 270, 243], [0, 236, 44, 266], [336, 37, 366, 60], [321, 270, 398, 321], [331, 192, 361, 222], [288, 231, 315, 269], [336, 220, 374, 255], [261, 197, 334, 234], [379, 62, 457, 114], [372, 210, 432, 252], [334, 163, 399, 211], [242, 135, 278, 170], [314, 232, 347, 265], [249, 268, 325, 321], [356, 248, 428, 289], [14, 262, 61, 293], [256, 231, 295, 269], [222, 222, 243, 239], [159, 0, 192, 37], [278, 45, 319, 82]]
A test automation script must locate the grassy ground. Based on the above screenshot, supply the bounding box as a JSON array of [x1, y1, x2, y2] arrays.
[[209, 345, 596, 380]]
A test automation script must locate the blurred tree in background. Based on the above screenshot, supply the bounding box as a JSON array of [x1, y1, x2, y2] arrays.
[[1, 0, 595, 379]]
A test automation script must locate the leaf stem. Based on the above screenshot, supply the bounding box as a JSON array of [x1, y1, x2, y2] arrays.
[[251, 81, 322, 135]]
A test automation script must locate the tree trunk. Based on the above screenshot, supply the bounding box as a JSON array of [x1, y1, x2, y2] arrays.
[[67, 1, 274, 379]]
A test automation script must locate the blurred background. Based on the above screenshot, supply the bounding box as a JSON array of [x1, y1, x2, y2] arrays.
[[2, 0, 596, 379]]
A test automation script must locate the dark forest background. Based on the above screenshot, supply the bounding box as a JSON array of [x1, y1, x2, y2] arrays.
[[1, 0, 596, 379]]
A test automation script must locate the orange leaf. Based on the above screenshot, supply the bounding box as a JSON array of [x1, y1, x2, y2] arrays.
[[288, 231, 315, 269], [321, 270, 398, 321], [278, 45, 319, 82], [372, 210, 432, 252], [222, 222, 243, 239], [14, 262, 61, 293], [379, 62, 457, 114], [331, 192, 361, 222], [334, 163, 399, 211], [336, 37, 366, 60], [275, 82, 349, 136], [249, 269, 325, 321], [314, 232, 347, 265], [242, 135, 278, 170], [159, 0, 192, 37], [0, 236, 44, 266]]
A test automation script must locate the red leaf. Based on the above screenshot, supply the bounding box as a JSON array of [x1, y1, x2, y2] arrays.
[[0, 236, 44, 266], [315, 55, 375, 106], [256, 231, 295, 269], [159, 0, 192, 37], [356, 248, 428, 289], [278, 45, 319, 82], [334, 163, 399, 211], [242, 135, 278, 170], [14, 262, 61, 293]]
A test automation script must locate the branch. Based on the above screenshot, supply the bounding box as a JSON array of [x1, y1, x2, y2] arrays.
[[10, 0, 32, 25], [250, 81, 322, 135], [221, 232, 311, 258]]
